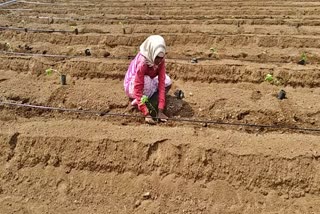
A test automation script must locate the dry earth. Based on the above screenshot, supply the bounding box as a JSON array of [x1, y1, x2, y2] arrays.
[[1, 0, 320, 213]]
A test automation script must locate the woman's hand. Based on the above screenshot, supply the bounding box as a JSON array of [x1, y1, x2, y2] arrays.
[[158, 109, 168, 122], [145, 114, 156, 125]]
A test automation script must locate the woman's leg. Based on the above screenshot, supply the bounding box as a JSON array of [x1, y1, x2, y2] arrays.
[[129, 75, 157, 105], [153, 74, 172, 92], [129, 74, 172, 106]]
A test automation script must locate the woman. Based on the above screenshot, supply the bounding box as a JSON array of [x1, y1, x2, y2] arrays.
[[124, 35, 172, 124]]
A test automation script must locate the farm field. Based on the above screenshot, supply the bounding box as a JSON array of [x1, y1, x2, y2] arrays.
[[1, 0, 320, 213]]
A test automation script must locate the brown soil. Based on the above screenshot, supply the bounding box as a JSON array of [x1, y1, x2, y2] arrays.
[[1, 0, 320, 213]]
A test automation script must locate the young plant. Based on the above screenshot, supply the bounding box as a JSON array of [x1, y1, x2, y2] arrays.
[[119, 22, 126, 34], [133, 49, 138, 56], [45, 68, 61, 76], [298, 52, 307, 65], [209, 47, 219, 58], [265, 73, 281, 85], [5, 42, 13, 52], [141, 95, 157, 116], [265, 73, 274, 82], [45, 68, 66, 85]]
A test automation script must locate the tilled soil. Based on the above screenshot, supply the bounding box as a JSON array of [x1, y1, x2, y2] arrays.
[[1, 0, 320, 213]]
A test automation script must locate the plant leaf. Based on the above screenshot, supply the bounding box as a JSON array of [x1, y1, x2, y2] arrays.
[[141, 95, 149, 104], [265, 74, 274, 82], [45, 68, 53, 75]]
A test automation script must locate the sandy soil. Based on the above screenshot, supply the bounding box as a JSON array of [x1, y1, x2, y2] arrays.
[[1, 0, 320, 213]]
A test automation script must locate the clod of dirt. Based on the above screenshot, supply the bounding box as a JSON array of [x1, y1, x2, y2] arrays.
[[278, 89, 286, 100], [298, 59, 306, 65], [134, 200, 141, 208], [42, 50, 47, 55], [191, 58, 198, 63], [24, 44, 33, 51], [85, 49, 91, 56], [48, 18, 54, 24], [103, 51, 111, 58], [174, 89, 185, 99], [74, 28, 79, 35], [143, 192, 151, 200], [98, 111, 107, 116]]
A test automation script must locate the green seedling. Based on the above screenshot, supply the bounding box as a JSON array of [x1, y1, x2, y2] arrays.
[[45, 68, 66, 85], [141, 95, 149, 104], [5, 42, 12, 52], [209, 47, 219, 59], [265, 73, 274, 82], [45, 68, 61, 76], [210, 47, 217, 54], [265, 73, 281, 85], [298, 52, 307, 65], [133, 49, 138, 56], [141, 95, 157, 116], [119, 22, 126, 34]]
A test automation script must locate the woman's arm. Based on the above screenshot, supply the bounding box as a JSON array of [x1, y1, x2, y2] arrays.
[[133, 63, 149, 115], [157, 60, 166, 111]]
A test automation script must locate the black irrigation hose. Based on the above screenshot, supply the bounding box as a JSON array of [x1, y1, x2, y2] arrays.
[[0, 26, 289, 37], [0, 26, 78, 34], [1, 101, 320, 133], [0, 50, 189, 61], [0, 51, 73, 59], [0, 50, 297, 64]]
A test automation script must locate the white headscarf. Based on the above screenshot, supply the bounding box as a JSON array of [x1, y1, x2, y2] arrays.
[[139, 35, 166, 67]]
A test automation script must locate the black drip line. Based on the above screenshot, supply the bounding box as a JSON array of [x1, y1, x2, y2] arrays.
[[1, 101, 320, 133]]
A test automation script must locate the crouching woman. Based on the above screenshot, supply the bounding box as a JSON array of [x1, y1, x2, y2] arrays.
[[124, 35, 172, 124]]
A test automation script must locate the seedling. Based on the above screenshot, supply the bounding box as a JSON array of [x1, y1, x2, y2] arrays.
[[141, 95, 157, 117], [265, 73, 281, 85], [133, 49, 138, 56], [119, 22, 126, 34], [45, 68, 66, 85], [265, 73, 274, 82], [298, 52, 307, 65], [210, 47, 217, 54], [5, 42, 12, 52], [209, 47, 219, 58]]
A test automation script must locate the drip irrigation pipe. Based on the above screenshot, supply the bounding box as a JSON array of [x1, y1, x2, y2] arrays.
[[0, 0, 17, 7], [0, 8, 32, 10], [0, 51, 72, 58], [0, 50, 297, 64], [0, 26, 77, 34], [1, 101, 320, 133], [0, 50, 188, 61], [18, 1, 61, 5], [0, 26, 288, 37], [0, 25, 316, 37]]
